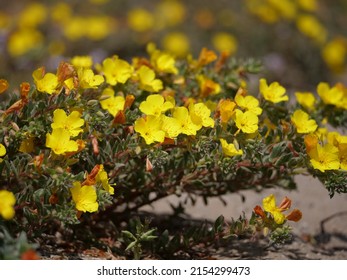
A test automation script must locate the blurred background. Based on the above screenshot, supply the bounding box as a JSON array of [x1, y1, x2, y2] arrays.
[[0, 0, 346, 90]]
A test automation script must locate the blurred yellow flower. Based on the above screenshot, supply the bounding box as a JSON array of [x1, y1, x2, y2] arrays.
[[317, 82, 343, 106], [322, 38, 346, 72], [155, 0, 186, 28], [220, 139, 243, 157], [295, 92, 316, 110], [19, 137, 35, 153], [71, 182, 98, 213], [291, 109, 318, 134], [71, 56, 93, 69], [127, 8, 154, 32], [162, 32, 190, 57], [0, 190, 16, 220], [7, 28, 43, 57], [18, 3, 47, 28], [296, 14, 327, 44], [297, 0, 318, 11], [85, 16, 115, 41], [212, 32, 238, 55], [259, 78, 288, 103]]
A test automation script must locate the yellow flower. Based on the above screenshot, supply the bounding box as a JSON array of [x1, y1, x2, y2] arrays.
[[259, 78, 288, 103], [51, 109, 84, 137], [32, 67, 59, 94], [173, 107, 200, 136], [235, 91, 262, 115], [127, 8, 154, 32], [291, 109, 318, 134], [0, 143, 6, 163], [134, 116, 165, 145], [263, 194, 286, 225], [0, 190, 16, 220], [161, 115, 181, 139], [295, 92, 316, 110], [189, 103, 215, 129], [136, 66, 163, 92], [220, 139, 243, 157], [99, 88, 125, 117], [71, 56, 93, 68], [317, 82, 344, 106], [70, 182, 98, 213], [46, 128, 79, 155], [101, 56, 133, 86], [139, 94, 173, 117], [148, 44, 178, 74], [234, 109, 259, 134], [212, 32, 237, 55], [96, 165, 114, 195], [77, 68, 104, 89], [309, 144, 340, 172]]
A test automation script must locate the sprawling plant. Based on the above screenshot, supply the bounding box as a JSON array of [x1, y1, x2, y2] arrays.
[[0, 46, 346, 259]]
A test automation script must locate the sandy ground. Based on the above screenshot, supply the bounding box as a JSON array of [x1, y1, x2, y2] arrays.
[[141, 175, 347, 259]]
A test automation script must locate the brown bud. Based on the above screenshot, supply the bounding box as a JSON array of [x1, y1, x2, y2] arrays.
[[253, 205, 266, 218], [146, 157, 153, 172], [286, 209, 302, 222]]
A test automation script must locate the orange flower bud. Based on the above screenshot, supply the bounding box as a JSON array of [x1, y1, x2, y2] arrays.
[[253, 205, 266, 218], [21, 249, 40, 260], [197, 47, 217, 67], [113, 110, 126, 125], [20, 82, 30, 101], [124, 94, 135, 110], [83, 164, 101, 186], [286, 209, 303, 222], [0, 79, 9, 94], [49, 193, 59, 205], [278, 196, 292, 211]]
